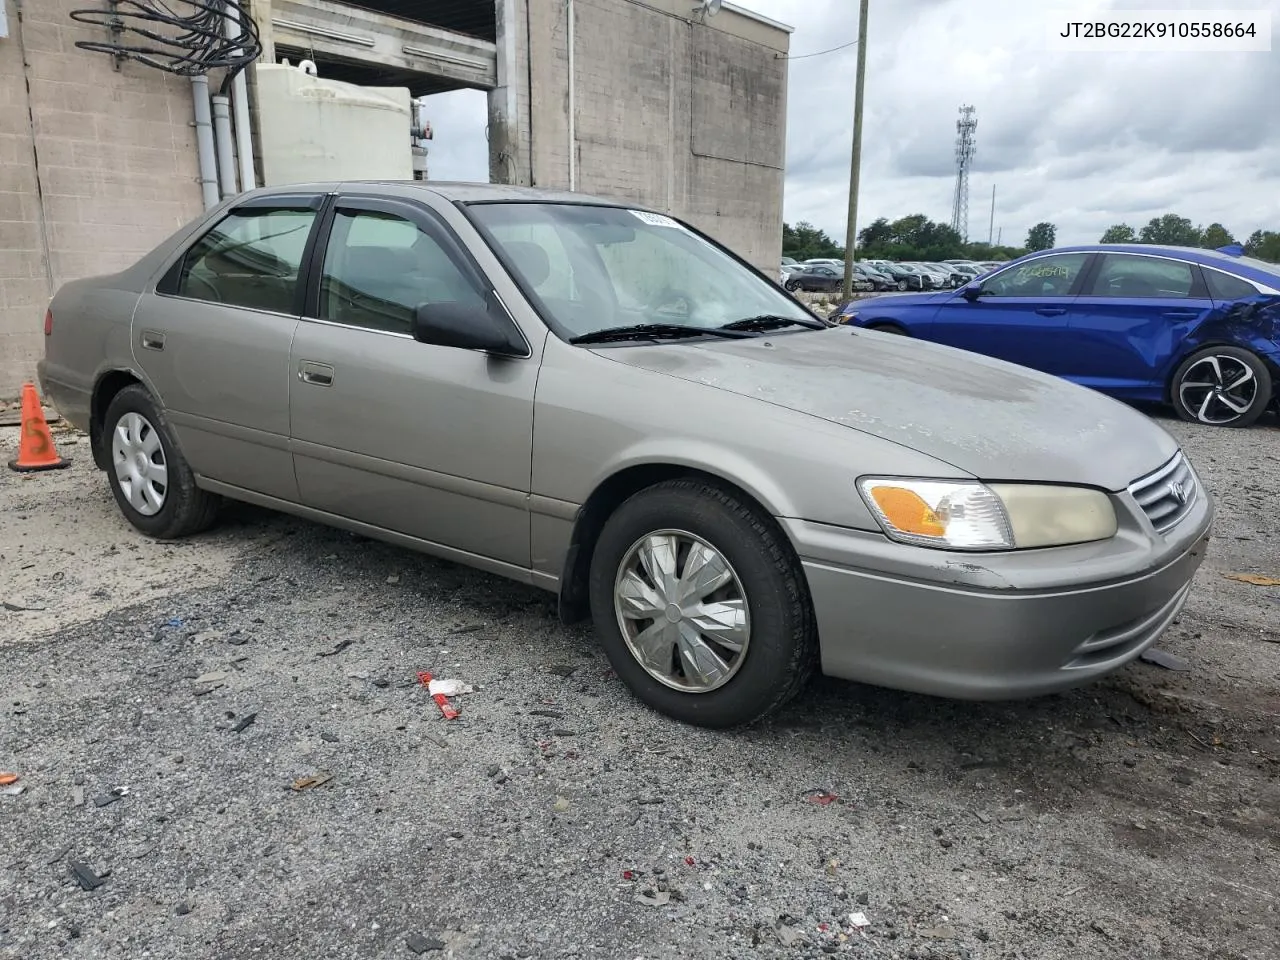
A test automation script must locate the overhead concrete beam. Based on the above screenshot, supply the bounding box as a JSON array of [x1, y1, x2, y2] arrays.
[[271, 0, 497, 89]]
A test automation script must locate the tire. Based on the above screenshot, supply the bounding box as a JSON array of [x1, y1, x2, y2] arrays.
[[784, 279, 800, 292], [896, 280, 908, 291], [588, 479, 818, 728], [867, 322, 907, 335], [1169, 346, 1272, 428], [102, 385, 221, 538]]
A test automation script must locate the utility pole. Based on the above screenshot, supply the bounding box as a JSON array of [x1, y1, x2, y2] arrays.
[[841, 0, 870, 301], [988, 184, 995, 245]]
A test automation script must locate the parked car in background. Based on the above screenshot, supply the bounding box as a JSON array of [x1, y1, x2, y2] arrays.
[[785, 263, 870, 293], [949, 263, 985, 280], [977, 261, 1006, 272], [38, 181, 1214, 729], [902, 263, 946, 289], [923, 262, 969, 287], [877, 263, 926, 291], [852, 262, 897, 291], [833, 244, 1280, 427]]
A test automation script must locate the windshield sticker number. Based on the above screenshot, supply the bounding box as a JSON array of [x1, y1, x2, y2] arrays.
[[630, 210, 684, 229]]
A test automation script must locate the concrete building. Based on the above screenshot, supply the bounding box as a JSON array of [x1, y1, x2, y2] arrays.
[[1, 0, 790, 397]]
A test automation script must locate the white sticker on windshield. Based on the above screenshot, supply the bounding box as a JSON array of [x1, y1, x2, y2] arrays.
[[630, 210, 684, 229]]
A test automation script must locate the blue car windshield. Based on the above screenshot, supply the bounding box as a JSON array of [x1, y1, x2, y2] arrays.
[[467, 202, 813, 339]]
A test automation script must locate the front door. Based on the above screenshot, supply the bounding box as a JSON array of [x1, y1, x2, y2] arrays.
[[926, 251, 1093, 374], [133, 193, 324, 501], [288, 195, 540, 569]]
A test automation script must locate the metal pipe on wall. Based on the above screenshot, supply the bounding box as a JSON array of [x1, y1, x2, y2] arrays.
[[566, 0, 576, 191], [190, 76, 221, 210], [210, 93, 238, 199], [224, 4, 257, 192]]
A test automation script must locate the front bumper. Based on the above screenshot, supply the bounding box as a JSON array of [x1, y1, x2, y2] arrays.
[[783, 487, 1213, 700]]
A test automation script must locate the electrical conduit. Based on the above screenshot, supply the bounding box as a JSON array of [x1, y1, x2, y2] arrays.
[[211, 93, 237, 199], [224, 4, 256, 191], [566, 0, 576, 191], [190, 75, 220, 209]]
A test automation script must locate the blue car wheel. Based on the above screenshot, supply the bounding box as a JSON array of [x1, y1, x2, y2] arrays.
[[1170, 346, 1272, 428]]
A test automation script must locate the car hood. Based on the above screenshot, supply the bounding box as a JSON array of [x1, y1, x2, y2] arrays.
[[853, 291, 953, 309], [594, 327, 1178, 490]]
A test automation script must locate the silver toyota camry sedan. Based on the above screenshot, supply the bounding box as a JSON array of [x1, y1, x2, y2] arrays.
[[37, 182, 1213, 727]]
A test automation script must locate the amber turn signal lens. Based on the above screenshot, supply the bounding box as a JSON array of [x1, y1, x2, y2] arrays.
[[867, 486, 946, 537]]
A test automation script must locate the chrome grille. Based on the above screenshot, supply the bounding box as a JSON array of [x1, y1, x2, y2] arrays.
[[1129, 452, 1197, 534]]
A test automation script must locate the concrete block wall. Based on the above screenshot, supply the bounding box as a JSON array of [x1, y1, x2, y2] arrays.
[[0, 0, 202, 397], [511, 0, 788, 274]]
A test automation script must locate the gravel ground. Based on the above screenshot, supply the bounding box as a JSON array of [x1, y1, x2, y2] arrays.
[[1, 410, 1278, 960]]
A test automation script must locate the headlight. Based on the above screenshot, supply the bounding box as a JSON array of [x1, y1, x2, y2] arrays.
[[857, 478, 1117, 551]]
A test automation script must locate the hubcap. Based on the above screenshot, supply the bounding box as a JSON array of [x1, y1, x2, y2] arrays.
[[1178, 355, 1258, 425], [613, 530, 751, 694], [111, 412, 168, 516]]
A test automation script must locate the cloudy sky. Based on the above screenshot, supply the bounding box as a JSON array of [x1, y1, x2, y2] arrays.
[[423, 0, 1280, 248]]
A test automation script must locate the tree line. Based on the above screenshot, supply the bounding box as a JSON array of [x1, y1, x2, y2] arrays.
[[784, 212, 1279, 265], [1098, 214, 1280, 261], [783, 216, 1027, 264]]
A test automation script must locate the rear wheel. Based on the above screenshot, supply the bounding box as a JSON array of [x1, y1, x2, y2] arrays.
[[896, 280, 908, 291], [784, 279, 801, 292], [588, 479, 818, 728], [103, 385, 220, 538], [1170, 347, 1271, 427]]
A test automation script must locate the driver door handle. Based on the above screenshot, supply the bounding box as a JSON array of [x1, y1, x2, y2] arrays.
[[1034, 308, 1067, 317], [140, 330, 166, 351], [298, 360, 334, 386]]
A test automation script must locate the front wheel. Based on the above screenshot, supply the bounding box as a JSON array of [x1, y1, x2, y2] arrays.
[[588, 479, 818, 728], [784, 279, 800, 292], [1170, 347, 1272, 427], [103, 385, 221, 538], [896, 280, 908, 291]]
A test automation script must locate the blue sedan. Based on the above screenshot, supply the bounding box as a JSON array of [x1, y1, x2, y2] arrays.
[[834, 244, 1280, 427]]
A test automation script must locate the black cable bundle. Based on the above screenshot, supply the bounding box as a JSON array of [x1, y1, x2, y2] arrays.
[[70, 0, 261, 89]]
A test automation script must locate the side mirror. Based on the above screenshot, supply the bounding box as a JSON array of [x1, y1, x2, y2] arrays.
[[412, 297, 525, 356], [960, 282, 984, 301]]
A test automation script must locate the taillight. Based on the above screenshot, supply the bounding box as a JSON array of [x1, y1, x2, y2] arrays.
[[43, 308, 53, 336]]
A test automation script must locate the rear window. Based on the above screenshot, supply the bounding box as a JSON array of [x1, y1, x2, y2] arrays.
[[1203, 269, 1258, 301]]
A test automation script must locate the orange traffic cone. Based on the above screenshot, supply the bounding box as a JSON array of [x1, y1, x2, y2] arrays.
[[7, 382, 70, 473]]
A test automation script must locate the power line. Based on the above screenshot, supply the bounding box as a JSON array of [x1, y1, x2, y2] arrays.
[[777, 37, 858, 60]]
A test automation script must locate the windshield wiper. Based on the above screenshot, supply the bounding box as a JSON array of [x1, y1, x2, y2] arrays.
[[568, 323, 750, 345], [719, 314, 828, 332]]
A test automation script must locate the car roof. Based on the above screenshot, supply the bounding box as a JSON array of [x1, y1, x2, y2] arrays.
[[236, 180, 637, 208], [1019, 243, 1280, 285]]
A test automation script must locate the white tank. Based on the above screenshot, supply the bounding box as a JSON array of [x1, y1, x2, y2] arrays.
[[256, 62, 412, 185]]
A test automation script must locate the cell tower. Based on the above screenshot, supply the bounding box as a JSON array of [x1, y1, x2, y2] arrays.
[[951, 105, 977, 241]]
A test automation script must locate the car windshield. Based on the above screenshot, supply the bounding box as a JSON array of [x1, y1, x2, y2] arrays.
[[466, 202, 813, 339]]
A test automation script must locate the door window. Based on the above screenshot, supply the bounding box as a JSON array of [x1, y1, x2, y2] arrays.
[[1087, 254, 1199, 298], [319, 208, 486, 335], [981, 253, 1089, 298], [175, 207, 317, 314], [1203, 268, 1258, 301]]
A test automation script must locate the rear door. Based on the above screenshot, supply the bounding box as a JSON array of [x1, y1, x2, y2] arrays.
[[1066, 252, 1213, 397], [287, 193, 541, 568], [925, 252, 1092, 373], [135, 193, 324, 501]]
